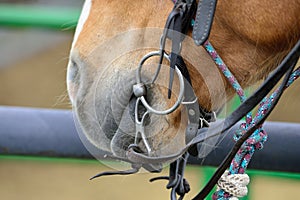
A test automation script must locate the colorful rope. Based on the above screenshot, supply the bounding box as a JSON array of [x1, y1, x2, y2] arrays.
[[204, 41, 300, 199]]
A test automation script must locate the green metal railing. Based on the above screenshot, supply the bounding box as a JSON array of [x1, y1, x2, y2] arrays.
[[0, 3, 81, 30]]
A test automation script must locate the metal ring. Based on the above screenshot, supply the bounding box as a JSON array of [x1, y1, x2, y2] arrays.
[[135, 51, 185, 115], [136, 51, 169, 84]]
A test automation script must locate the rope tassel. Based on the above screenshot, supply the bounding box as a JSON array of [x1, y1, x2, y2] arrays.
[[216, 171, 250, 198]]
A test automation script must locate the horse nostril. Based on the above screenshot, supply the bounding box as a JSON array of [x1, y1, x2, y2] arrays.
[[67, 59, 81, 103], [67, 59, 80, 84]]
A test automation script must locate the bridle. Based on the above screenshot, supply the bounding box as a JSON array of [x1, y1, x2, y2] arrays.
[[90, 0, 300, 199]]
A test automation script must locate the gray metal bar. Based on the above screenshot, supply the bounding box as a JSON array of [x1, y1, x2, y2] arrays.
[[0, 106, 299, 173], [0, 106, 93, 158]]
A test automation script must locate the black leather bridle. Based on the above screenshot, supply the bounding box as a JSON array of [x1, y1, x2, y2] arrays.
[[91, 0, 300, 199]]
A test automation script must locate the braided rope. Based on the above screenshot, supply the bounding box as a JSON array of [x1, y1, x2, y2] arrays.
[[204, 41, 300, 199]]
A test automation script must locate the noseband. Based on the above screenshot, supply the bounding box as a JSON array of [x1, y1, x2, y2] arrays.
[[91, 0, 300, 199]]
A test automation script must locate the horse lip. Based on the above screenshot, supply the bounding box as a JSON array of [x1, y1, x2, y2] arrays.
[[127, 145, 163, 172], [93, 71, 138, 155], [108, 79, 158, 158]]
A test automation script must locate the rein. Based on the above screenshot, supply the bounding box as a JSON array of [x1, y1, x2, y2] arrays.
[[91, 0, 300, 199]]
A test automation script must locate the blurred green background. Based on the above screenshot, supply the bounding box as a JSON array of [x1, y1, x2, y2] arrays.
[[0, 1, 299, 200]]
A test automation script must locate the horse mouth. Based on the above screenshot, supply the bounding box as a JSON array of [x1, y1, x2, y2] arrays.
[[93, 69, 138, 156], [72, 66, 186, 163]]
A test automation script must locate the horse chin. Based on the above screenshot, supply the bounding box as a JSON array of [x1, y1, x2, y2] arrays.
[[73, 68, 186, 162]]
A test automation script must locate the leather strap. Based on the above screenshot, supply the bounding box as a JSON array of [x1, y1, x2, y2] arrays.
[[192, 0, 218, 45], [165, 0, 197, 98], [163, 0, 214, 157]]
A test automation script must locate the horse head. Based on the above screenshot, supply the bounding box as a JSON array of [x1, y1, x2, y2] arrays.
[[67, 0, 299, 163]]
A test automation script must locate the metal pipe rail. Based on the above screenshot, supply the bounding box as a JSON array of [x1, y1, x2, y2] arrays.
[[0, 4, 81, 29], [0, 106, 299, 173]]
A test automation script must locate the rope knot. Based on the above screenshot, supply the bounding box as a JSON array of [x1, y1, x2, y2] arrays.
[[234, 123, 267, 151], [233, 123, 247, 141], [246, 128, 267, 150]]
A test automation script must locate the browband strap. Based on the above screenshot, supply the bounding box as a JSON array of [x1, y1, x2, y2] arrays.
[[192, 0, 218, 45]]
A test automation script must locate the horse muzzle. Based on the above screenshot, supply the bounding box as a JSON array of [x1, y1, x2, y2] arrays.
[[67, 53, 187, 163]]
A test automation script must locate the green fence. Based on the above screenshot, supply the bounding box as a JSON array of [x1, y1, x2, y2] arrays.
[[0, 3, 81, 30], [1, 155, 300, 199]]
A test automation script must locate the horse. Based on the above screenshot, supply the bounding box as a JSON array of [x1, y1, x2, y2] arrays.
[[66, 0, 299, 199]]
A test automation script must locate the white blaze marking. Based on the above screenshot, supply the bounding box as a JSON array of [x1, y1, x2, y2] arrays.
[[67, 0, 92, 103], [72, 0, 92, 48]]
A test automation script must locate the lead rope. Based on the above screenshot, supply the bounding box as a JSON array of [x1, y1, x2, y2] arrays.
[[204, 41, 253, 199], [204, 41, 300, 199]]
